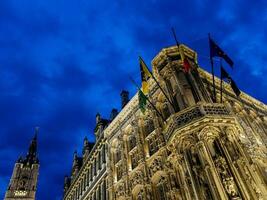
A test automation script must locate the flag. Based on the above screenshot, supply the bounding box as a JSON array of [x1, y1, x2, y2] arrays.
[[183, 57, 191, 73], [139, 56, 152, 94], [220, 66, 241, 97], [229, 78, 241, 97], [179, 45, 191, 73], [221, 66, 230, 79], [138, 90, 147, 113], [209, 36, 234, 68]]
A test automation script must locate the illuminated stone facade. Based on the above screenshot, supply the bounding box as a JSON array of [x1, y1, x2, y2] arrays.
[[64, 45, 267, 200], [5, 133, 39, 200]]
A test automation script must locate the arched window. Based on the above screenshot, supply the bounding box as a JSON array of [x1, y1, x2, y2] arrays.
[[102, 145, 106, 163], [90, 165, 93, 181], [98, 152, 101, 169], [131, 153, 139, 169], [97, 185, 101, 200], [93, 191, 96, 200], [87, 168, 90, 185], [128, 136, 136, 151], [148, 135, 164, 156], [143, 119, 155, 137], [116, 164, 123, 181], [176, 70, 196, 106], [102, 180, 106, 200], [94, 160, 97, 175], [115, 150, 121, 163]]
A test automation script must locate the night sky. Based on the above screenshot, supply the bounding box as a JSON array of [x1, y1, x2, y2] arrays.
[[0, 0, 266, 199]]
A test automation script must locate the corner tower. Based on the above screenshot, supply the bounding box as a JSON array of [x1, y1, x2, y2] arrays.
[[4, 128, 40, 200]]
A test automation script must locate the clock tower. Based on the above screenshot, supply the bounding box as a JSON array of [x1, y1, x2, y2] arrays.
[[4, 129, 40, 200]]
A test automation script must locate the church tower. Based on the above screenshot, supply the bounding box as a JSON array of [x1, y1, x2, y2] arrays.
[[4, 128, 40, 200]]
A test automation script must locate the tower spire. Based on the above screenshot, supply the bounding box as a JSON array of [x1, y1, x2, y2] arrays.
[[4, 128, 40, 200], [26, 127, 39, 164]]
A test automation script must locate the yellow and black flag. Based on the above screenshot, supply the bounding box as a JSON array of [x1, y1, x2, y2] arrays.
[[139, 56, 152, 94]]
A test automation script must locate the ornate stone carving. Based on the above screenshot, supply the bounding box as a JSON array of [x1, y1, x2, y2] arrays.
[[115, 182, 126, 198], [165, 103, 231, 140], [149, 157, 163, 177], [130, 170, 144, 190], [203, 104, 230, 115], [215, 156, 239, 198]]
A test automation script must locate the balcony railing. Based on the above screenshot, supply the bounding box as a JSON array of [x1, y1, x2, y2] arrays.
[[164, 102, 231, 140]]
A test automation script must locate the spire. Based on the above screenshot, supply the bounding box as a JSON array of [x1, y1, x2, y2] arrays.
[[83, 136, 88, 146], [82, 136, 94, 158], [26, 127, 39, 164], [72, 150, 79, 167], [72, 150, 82, 178]]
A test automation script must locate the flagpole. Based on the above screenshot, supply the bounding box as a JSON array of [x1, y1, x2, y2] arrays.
[[209, 33, 216, 103], [220, 58, 223, 103], [171, 27, 180, 46], [139, 57, 176, 112], [129, 77, 166, 122]]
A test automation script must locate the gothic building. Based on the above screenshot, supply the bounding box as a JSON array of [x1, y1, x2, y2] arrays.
[[63, 44, 267, 200], [5, 129, 39, 200]]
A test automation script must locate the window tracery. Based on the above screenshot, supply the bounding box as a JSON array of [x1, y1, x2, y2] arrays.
[[148, 134, 164, 156], [130, 152, 139, 169], [143, 118, 155, 137]]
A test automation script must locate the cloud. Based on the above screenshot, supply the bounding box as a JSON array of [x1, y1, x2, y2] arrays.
[[0, 0, 266, 199]]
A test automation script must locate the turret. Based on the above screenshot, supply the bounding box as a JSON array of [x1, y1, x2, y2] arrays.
[[120, 90, 129, 109], [94, 113, 109, 139], [71, 151, 82, 179], [82, 137, 94, 158], [110, 108, 118, 121]]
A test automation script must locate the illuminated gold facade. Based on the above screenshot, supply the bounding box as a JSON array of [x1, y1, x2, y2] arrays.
[[64, 45, 267, 200]]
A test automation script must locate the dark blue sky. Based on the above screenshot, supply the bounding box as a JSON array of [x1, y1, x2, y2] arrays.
[[0, 0, 266, 199]]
